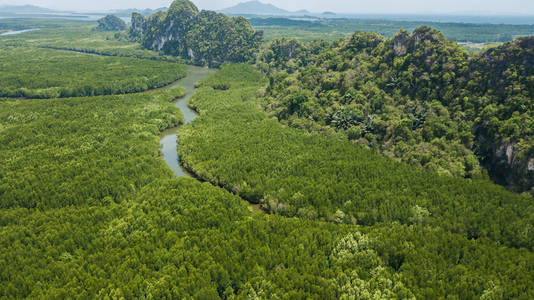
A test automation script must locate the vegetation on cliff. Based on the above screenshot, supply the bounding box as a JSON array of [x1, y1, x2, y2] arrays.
[[469, 37, 534, 191], [130, 0, 263, 65]]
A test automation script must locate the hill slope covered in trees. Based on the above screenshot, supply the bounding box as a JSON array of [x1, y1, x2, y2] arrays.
[[95, 15, 126, 31], [258, 27, 534, 192]]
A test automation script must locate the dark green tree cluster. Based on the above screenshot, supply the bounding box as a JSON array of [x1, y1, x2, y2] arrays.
[[130, 0, 263, 66], [0, 46, 186, 98], [259, 27, 534, 191], [95, 14, 127, 31]]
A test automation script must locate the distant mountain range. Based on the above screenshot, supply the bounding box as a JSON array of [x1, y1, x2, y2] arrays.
[[221, 1, 311, 16], [0, 5, 166, 18], [2, 3, 531, 25], [0, 5, 55, 14]]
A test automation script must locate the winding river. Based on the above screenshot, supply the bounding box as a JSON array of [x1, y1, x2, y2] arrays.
[[160, 65, 215, 177], [160, 65, 264, 212]]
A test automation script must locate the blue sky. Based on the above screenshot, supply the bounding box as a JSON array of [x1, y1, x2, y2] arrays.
[[1, 0, 534, 14]]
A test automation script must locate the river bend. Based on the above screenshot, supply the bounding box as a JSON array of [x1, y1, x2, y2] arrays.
[[160, 65, 215, 177]]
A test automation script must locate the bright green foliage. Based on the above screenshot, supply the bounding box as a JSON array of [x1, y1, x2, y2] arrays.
[[95, 15, 126, 31], [359, 225, 534, 299], [134, 0, 263, 65], [179, 64, 534, 250], [0, 67, 413, 298], [0, 87, 185, 208], [0, 46, 186, 98], [260, 27, 534, 192], [3, 199, 533, 298], [0, 20, 533, 298], [1, 58, 534, 298]]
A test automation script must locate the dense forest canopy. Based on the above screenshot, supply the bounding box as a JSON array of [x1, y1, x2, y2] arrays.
[[0, 46, 185, 98], [0, 88, 186, 209], [1, 63, 533, 298], [1, 14, 534, 299], [129, 0, 263, 65], [180, 64, 534, 250], [469, 37, 534, 189], [259, 27, 534, 193]]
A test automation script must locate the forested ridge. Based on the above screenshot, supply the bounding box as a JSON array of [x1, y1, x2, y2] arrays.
[[96, 15, 127, 32], [258, 27, 534, 193]]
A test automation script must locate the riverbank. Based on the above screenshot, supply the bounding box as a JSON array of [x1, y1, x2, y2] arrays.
[[159, 65, 215, 177]]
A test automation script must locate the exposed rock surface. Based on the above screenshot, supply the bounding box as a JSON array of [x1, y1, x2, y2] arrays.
[[392, 30, 409, 56], [129, 12, 145, 39], [487, 140, 534, 191], [392, 27, 444, 57], [470, 36, 534, 192], [261, 27, 534, 193]]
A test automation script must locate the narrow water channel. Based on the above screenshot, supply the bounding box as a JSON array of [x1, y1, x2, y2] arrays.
[[0, 28, 40, 36], [160, 65, 215, 177]]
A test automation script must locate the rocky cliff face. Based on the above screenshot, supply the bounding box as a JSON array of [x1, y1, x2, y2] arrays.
[[483, 140, 534, 192], [390, 30, 534, 192], [130, 0, 262, 65], [129, 13, 145, 40], [392, 30, 410, 56], [471, 37, 534, 192], [391, 27, 446, 57]]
